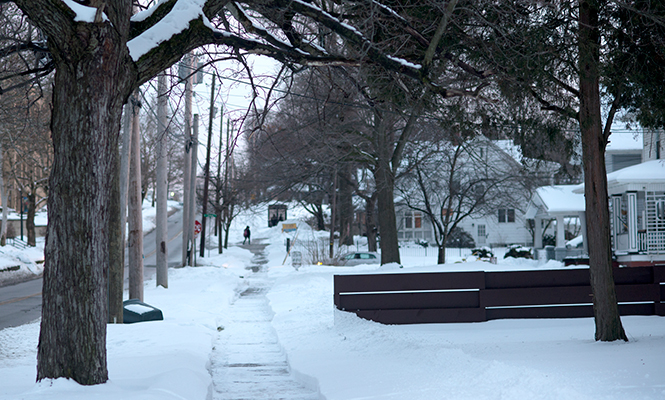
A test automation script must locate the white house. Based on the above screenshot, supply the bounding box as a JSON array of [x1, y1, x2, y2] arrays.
[[593, 160, 665, 267], [396, 136, 558, 248], [605, 130, 643, 173], [528, 128, 665, 266]]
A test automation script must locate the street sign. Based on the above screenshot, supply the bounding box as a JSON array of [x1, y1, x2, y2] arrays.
[[282, 223, 297, 232], [203, 213, 217, 218], [194, 220, 202, 238]]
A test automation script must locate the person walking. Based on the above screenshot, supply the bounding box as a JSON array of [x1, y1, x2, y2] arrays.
[[243, 226, 251, 245]]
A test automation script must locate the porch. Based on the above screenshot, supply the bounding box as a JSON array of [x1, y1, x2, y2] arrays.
[[526, 185, 587, 261], [604, 160, 665, 266]]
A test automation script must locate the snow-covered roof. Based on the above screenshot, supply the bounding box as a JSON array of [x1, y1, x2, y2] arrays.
[[492, 140, 523, 163], [527, 185, 586, 218], [605, 130, 642, 152], [606, 159, 665, 185], [573, 159, 665, 194]]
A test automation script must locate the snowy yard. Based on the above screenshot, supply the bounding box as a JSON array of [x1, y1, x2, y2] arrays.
[[0, 204, 664, 399]]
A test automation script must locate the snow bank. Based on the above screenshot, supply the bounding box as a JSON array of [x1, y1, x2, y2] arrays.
[[1, 202, 664, 400]]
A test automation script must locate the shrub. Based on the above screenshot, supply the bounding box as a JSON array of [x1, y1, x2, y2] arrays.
[[446, 227, 476, 248], [504, 246, 533, 259], [471, 247, 494, 258]]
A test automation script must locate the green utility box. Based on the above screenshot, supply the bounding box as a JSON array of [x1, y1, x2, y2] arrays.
[[123, 299, 164, 324]]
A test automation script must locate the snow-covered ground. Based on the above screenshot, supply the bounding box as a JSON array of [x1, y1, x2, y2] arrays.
[[0, 203, 664, 399]]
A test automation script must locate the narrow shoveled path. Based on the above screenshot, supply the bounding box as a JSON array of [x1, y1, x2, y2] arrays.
[[210, 240, 320, 400]]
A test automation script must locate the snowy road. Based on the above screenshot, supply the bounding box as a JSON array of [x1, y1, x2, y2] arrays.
[[0, 278, 41, 330]]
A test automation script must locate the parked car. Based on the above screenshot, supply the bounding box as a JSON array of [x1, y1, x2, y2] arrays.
[[340, 252, 380, 266]]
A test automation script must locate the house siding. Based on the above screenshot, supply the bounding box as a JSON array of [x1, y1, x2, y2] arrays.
[[458, 210, 533, 248]]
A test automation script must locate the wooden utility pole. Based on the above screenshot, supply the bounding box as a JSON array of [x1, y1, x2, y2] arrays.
[[188, 114, 200, 266], [222, 119, 232, 249], [155, 72, 168, 287], [181, 53, 193, 267], [109, 101, 133, 323], [215, 104, 223, 253], [199, 73, 216, 258], [128, 90, 143, 301]]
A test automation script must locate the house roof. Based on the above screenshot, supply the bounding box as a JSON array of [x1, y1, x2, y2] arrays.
[[492, 140, 523, 163], [526, 185, 586, 218], [572, 159, 665, 194], [605, 130, 642, 152], [606, 159, 665, 185]]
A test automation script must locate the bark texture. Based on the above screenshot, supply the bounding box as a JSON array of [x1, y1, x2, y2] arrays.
[[37, 18, 135, 383], [26, 191, 36, 246], [438, 245, 446, 264], [364, 195, 377, 252], [375, 159, 400, 264], [579, 0, 627, 342], [128, 94, 144, 301], [338, 165, 355, 247]]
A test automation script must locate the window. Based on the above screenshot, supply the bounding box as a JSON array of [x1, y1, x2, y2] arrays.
[[498, 208, 515, 223], [400, 210, 428, 242], [404, 211, 413, 229]]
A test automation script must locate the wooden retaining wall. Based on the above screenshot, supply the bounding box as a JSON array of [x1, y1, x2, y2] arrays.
[[333, 266, 665, 324]]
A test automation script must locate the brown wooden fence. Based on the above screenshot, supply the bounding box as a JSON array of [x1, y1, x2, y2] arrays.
[[333, 266, 665, 324]]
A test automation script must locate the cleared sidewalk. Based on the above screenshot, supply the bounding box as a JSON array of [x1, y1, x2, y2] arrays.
[[210, 240, 320, 400]]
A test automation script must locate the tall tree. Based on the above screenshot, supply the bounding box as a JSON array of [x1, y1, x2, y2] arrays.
[[456, 0, 649, 341], [1, 0, 535, 384], [578, 0, 626, 341], [398, 132, 533, 264]]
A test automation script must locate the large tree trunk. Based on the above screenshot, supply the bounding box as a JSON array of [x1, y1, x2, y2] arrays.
[[365, 195, 377, 252], [37, 21, 134, 383], [579, 0, 627, 342], [338, 165, 354, 246], [374, 161, 400, 264], [372, 110, 400, 265], [437, 243, 446, 264]]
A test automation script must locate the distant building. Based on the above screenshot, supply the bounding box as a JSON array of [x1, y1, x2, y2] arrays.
[[397, 135, 558, 248], [529, 128, 665, 266], [605, 130, 643, 173]]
